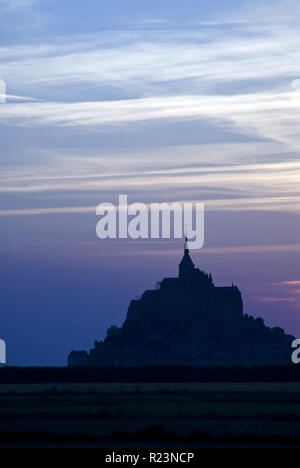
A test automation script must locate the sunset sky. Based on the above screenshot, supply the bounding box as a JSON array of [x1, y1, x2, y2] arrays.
[[0, 0, 299, 365]]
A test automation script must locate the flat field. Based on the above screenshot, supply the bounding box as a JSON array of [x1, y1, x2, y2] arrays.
[[0, 382, 299, 447]]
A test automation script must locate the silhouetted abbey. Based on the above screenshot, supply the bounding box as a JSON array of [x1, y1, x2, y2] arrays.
[[69, 241, 294, 367]]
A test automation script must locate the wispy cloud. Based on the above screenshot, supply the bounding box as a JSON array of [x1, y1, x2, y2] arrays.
[[280, 280, 300, 286], [0, 206, 94, 216], [255, 296, 296, 303], [1, 20, 299, 91], [0, 0, 299, 158], [0, 156, 298, 214], [1, 88, 300, 150], [0, 198, 299, 216], [0, 1, 299, 218]]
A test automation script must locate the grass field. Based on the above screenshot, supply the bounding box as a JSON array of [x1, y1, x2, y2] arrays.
[[0, 382, 299, 447]]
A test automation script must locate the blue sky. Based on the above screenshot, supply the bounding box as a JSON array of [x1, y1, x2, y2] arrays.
[[0, 0, 299, 365]]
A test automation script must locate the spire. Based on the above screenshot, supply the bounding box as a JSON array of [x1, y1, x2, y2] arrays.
[[184, 236, 189, 253], [179, 234, 194, 278], [184, 225, 189, 253]]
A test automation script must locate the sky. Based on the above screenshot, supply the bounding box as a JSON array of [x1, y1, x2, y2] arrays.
[[0, 0, 299, 365]]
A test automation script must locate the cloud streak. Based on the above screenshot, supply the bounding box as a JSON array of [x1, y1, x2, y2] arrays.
[[1, 0, 299, 157], [255, 296, 296, 303], [0, 195, 299, 216], [1, 88, 300, 151], [0, 158, 298, 211], [0, 2, 299, 221], [1, 21, 299, 91]]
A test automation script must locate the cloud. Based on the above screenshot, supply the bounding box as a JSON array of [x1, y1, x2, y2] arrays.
[[1, 87, 299, 151], [0, 0, 299, 220], [0, 195, 299, 216], [1, 0, 299, 110], [0, 206, 94, 216], [255, 296, 296, 303], [280, 280, 300, 286], [0, 1, 299, 161], [0, 142, 298, 213], [1, 18, 299, 90], [0, 156, 299, 196]]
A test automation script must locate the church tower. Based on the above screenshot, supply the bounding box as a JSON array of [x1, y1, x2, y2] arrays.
[[178, 237, 195, 279]]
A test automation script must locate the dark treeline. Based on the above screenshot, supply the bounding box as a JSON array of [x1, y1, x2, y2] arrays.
[[0, 365, 299, 383]]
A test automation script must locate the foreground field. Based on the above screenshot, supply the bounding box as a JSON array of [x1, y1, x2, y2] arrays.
[[0, 382, 299, 447]]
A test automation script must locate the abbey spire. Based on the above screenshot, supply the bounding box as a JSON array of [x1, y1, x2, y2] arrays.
[[179, 236, 195, 278]]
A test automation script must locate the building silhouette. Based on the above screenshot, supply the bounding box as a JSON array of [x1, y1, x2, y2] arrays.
[[69, 241, 294, 367]]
